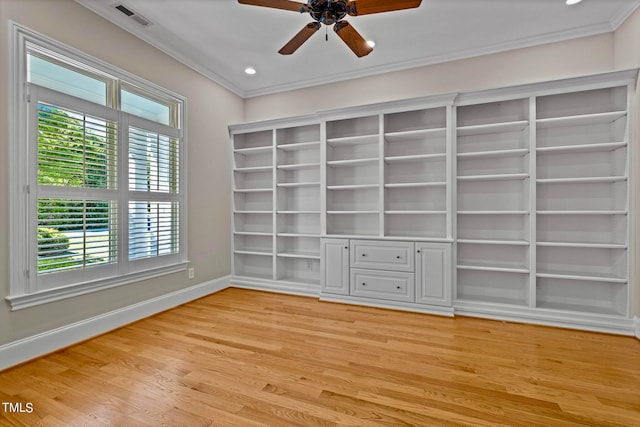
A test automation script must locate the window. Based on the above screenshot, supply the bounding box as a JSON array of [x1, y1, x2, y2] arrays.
[[8, 24, 186, 309]]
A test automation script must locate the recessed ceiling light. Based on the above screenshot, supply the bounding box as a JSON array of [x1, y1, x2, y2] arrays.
[[366, 40, 376, 48], [244, 67, 257, 75], [566, 0, 583, 5]]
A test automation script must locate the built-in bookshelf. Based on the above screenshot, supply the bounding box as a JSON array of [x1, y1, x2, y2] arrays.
[[232, 130, 274, 280], [455, 98, 532, 306], [383, 107, 449, 239], [325, 115, 380, 237], [230, 69, 637, 334], [535, 86, 629, 316], [276, 123, 321, 285]]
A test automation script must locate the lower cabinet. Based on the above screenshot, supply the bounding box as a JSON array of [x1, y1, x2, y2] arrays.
[[320, 239, 349, 295], [415, 243, 451, 306], [321, 238, 452, 310]]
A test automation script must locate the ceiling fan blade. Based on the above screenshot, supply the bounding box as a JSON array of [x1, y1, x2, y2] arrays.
[[334, 21, 373, 57], [238, 0, 308, 13], [347, 0, 422, 16], [279, 22, 321, 55]]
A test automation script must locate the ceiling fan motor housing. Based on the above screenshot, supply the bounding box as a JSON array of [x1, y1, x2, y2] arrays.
[[308, 0, 349, 25]]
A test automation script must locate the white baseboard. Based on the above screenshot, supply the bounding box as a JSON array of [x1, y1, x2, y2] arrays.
[[320, 293, 455, 317], [230, 275, 320, 298], [0, 275, 230, 372], [635, 316, 640, 340]]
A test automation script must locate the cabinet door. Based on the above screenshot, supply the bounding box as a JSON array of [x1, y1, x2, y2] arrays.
[[415, 243, 451, 306], [321, 239, 349, 295]]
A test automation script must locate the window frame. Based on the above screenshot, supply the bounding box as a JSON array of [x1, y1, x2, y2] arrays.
[[8, 22, 188, 310]]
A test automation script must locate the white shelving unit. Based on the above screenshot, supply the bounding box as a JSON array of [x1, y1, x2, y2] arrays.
[[275, 123, 322, 286], [325, 115, 381, 237], [383, 107, 450, 239], [535, 86, 630, 316], [230, 119, 322, 292], [230, 69, 638, 334], [455, 98, 533, 307], [232, 130, 274, 280]]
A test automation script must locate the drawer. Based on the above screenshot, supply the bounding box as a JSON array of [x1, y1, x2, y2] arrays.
[[350, 268, 415, 303], [350, 240, 414, 272]]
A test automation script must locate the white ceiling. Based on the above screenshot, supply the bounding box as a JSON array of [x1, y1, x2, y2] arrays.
[[75, 0, 640, 98]]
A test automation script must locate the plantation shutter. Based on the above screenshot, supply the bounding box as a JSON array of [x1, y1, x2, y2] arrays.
[[127, 119, 182, 266], [33, 86, 120, 289]]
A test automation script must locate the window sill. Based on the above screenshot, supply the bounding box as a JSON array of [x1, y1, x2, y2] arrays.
[[5, 262, 189, 311]]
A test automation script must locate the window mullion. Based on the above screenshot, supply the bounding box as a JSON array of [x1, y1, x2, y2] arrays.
[[118, 112, 130, 276]]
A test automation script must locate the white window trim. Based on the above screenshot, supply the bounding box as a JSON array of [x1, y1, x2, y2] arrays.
[[8, 22, 189, 310]]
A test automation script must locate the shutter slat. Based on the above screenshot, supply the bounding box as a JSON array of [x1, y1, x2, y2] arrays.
[[37, 197, 117, 274]]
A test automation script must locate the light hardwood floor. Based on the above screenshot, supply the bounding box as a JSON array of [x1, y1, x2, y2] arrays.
[[1, 288, 640, 426]]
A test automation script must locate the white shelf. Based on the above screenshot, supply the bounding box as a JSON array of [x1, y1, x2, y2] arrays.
[[384, 127, 446, 142], [536, 242, 627, 249], [457, 211, 529, 215], [277, 233, 319, 238], [536, 141, 627, 154], [457, 239, 530, 246], [234, 210, 272, 214], [277, 251, 321, 260], [277, 210, 321, 214], [536, 210, 627, 215], [327, 210, 379, 214], [457, 263, 530, 274], [326, 158, 379, 167], [234, 249, 272, 256], [277, 182, 320, 188], [326, 134, 379, 145], [536, 176, 627, 184], [456, 120, 529, 136], [536, 270, 627, 284], [457, 148, 529, 159], [277, 141, 320, 151], [234, 146, 272, 154], [234, 165, 272, 173], [233, 188, 272, 193], [384, 182, 446, 188], [234, 232, 273, 237], [277, 162, 320, 170], [536, 111, 626, 128], [384, 153, 446, 163], [457, 173, 529, 181], [327, 184, 379, 190], [385, 210, 447, 215]]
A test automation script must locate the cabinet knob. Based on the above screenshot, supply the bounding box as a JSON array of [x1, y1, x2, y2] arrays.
[[396, 255, 401, 259], [344, 246, 348, 249], [362, 253, 366, 257], [417, 250, 421, 253], [362, 282, 367, 286], [396, 285, 401, 289]]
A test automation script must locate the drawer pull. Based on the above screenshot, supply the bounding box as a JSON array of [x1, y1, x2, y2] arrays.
[[417, 250, 421, 253], [344, 246, 348, 249], [362, 282, 367, 286], [362, 253, 367, 257], [396, 285, 401, 289], [396, 255, 400, 259]]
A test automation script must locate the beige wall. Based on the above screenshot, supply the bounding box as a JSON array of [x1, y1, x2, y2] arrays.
[[0, 0, 243, 345], [614, 6, 640, 317]]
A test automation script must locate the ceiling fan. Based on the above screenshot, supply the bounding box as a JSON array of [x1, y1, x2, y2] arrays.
[[238, 0, 423, 57]]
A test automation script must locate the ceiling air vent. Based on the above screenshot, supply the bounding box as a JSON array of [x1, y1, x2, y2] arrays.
[[114, 3, 151, 26]]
